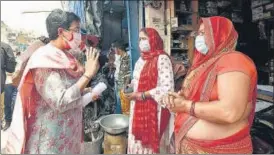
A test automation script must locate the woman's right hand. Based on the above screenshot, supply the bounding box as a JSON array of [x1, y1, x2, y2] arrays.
[[85, 47, 100, 78], [162, 92, 185, 109]]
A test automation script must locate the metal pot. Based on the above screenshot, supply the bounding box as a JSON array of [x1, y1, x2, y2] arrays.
[[99, 114, 129, 135], [83, 131, 104, 154]]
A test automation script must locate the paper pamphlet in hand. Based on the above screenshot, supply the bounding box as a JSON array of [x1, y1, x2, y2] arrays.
[[82, 82, 107, 107], [91, 82, 107, 97]]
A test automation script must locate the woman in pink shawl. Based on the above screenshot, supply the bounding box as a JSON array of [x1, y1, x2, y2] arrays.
[[3, 9, 99, 154]]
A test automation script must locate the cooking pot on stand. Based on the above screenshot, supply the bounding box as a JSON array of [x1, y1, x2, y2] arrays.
[[98, 114, 129, 154], [98, 114, 129, 135]]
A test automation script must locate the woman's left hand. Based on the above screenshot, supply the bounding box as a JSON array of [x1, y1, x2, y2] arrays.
[[163, 92, 187, 113], [124, 92, 142, 101]]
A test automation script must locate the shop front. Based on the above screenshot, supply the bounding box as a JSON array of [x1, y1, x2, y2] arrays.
[[66, 0, 274, 154]]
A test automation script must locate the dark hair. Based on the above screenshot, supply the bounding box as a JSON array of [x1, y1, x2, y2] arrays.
[[113, 40, 127, 51], [140, 28, 148, 35], [38, 36, 50, 44], [46, 9, 80, 40]]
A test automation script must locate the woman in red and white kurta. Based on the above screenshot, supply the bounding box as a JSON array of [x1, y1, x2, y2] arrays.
[[125, 28, 174, 154]]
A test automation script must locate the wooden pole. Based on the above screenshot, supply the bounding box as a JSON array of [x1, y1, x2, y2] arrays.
[[188, 0, 199, 64]]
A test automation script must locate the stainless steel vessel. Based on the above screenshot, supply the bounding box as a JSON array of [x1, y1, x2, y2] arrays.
[[99, 114, 129, 135]]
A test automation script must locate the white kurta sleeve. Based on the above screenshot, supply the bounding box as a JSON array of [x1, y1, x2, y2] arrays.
[[149, 55, 174, 105], [33, 68, 83, 113]]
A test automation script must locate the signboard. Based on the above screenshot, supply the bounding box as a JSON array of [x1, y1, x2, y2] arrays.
[[171, 17, 178, 28], [145, 2, 165, 36]]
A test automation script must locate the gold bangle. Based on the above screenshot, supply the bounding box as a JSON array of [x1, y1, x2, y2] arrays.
[[190, 101, 196, 117], [141, 92, 146, 100]]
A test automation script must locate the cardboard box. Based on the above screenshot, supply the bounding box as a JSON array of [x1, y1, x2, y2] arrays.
[[265, 3, 274, 10], [258, 12, 265, 19], [252, 15, 258, 21], [252, 0, 273, 8], [171, 17, 178, 28], [251, 0, 262, 8], [252, 6, 264, 14], [262, 0, 273, 5], [252, 12, 264, 21], [264, 11, 274, 19]]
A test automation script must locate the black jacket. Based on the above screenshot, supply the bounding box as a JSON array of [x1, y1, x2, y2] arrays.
[[1, 42, 16, 93]]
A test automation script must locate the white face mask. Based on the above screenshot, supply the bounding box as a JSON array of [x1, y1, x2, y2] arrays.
[[114, 54, 121, 80], [115, 54, 121, 61], [234, 41, 238, 49], [64, 32, 82, 50], [195, 35, 209, 55], [139, 39, 151, 52], [68, 48, 82, 57], [114, 54, 121, 66]]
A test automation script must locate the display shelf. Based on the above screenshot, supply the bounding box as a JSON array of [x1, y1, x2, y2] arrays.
[[251, 0, 273, 9], [258, 66, 271, 73], [171, 47, 188, 51], [232, 9, 242, 12], [171, 26, 193, 32], [252, 16, 274, 22], [255, 103, 273, 114], [199, 13, 217, 17], [264, 16, 274, 21], [232, 20, 244, 23], [176, 10, 197, 15], [170, 0, 198, 66], [257, 92, 274, 103]]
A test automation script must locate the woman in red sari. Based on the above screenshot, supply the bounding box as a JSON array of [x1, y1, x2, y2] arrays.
[[163, 16, 257, 154]]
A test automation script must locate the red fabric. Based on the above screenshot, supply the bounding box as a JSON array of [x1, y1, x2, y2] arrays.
[[214, 52, 257, 127], [209, 52, 257, 102], [186, 125, 250, 147], [132, 28, 168, 153], [86, 35, 99, 47], [191, 17, 238, 70], [159, 108, 170, 137], [180, 126, 253, 154], [216, 52, 255, 75], [64, 32, 75, 50], [175, 16, 257, 139]]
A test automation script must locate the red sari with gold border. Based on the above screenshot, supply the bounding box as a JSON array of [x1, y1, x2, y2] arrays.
[[174, 16, 257, 154]]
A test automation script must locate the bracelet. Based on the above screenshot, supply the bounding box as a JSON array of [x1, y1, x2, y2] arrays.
[[141, 92, 146, 101], [190, 101, 196, 117], [83, 74, 92, 80]]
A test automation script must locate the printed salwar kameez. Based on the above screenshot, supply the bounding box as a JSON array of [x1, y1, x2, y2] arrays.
[[127, 54, 174, 154]]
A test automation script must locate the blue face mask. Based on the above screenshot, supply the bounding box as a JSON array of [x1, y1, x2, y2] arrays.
[[195, 35, 209, 55]]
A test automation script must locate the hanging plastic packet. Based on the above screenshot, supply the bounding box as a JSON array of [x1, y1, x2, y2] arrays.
[[258, 21, 267, 40], [91, 82, 107, 98]]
